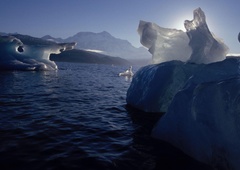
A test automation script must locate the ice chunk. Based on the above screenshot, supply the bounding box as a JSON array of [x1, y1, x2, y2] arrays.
[[138, 8, 228, 64], [126, 61, 199, 112], [119, 66, 134, 77], [128, 8, 238, 169], [152, 76, 240, 169], [0, 35, 76, 71], [127, 56, 240, 112], [127, 51, 240, 168], [150, 57, 240, 169], [138, 21, 191, 64], [185, 8, 229, 64]]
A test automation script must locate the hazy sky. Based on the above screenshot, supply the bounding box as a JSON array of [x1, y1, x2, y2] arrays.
[[0, 0, 240, 53]]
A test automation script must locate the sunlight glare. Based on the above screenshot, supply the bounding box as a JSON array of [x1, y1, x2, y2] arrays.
[[84, 49, 104, 53], [170, 12, 193, 32]]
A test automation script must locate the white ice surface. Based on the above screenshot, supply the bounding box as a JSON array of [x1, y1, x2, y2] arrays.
[[138, 8, 228, 64], [0, 35, 76, 71]]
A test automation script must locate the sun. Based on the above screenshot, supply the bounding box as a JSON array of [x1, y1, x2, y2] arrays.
[[169, 12, 194, 32]]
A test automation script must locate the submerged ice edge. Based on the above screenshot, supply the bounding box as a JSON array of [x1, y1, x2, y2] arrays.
[[0, 35, 76, 71]]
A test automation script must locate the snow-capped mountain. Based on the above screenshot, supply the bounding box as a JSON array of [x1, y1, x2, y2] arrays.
[[42, 31, 150, 60], [41, 35, 64, 43]]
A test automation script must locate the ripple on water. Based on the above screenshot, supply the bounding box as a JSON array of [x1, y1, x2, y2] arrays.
[[0, 63, 212, 170]]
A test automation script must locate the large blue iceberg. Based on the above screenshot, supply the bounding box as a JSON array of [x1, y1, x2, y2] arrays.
[[152, 66, 240, 169], [0, 35, 76, 71], [127, 7, 240, 169]]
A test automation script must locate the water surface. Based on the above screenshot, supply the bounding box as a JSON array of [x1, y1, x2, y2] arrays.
[[0, 62, 211, 169]]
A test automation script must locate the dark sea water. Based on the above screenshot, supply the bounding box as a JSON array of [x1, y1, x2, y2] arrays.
[[0, 62, 212, 170]]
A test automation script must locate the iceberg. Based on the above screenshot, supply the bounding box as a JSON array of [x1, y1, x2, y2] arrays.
[[127, 7, 240, 169], [128, 7, 230, 112], [138, 21, 191, 64], [138, 8, 228, 64], [119, 66, 134, 77], [0, 35, 76, 71], [185, 8, 229, 64], [126, 61, 199, 112], [152, 71, 240, 169], [127, 57, 240, 113]]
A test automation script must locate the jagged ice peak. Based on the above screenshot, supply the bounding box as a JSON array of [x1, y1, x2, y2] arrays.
[[138, 7, 229, 64]]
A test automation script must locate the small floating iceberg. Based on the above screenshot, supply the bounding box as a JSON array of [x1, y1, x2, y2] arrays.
[[0, 35, 76, 71], [119, 66, 134, 77]]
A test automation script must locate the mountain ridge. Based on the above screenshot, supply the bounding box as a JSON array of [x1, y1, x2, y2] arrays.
[[4, 33, 131, 65], [41, 31, 151, 59]]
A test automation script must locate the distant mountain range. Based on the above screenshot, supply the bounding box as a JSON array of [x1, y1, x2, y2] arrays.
[[1, 31, 151, 65], [50, 49, 130, 65], [4, 34, 131, 65], [41, 31, 151, 59]]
